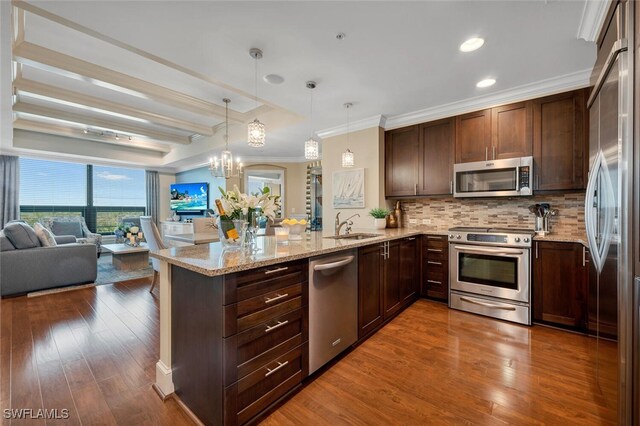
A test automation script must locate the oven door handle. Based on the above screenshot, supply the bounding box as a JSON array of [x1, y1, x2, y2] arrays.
[[453, 246, 524, 256], [460, 297, 517, 311]]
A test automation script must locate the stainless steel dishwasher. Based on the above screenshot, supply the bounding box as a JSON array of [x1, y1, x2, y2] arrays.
[[309, 249, 358, 374]]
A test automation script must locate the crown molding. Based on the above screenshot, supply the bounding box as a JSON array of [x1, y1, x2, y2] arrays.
[[384, 69, 591, 130], [577, 0, 608, 42], [316, 115, 386, 139]]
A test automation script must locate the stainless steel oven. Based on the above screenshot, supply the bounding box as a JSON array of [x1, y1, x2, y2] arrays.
[[448, 227, 533, 325]]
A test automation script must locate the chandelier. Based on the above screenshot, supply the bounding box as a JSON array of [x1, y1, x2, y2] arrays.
[[248, 48, 266, 147], [210, 98, 243, 179], [304, 81, 319, 160], [342, 103, 355, 168]]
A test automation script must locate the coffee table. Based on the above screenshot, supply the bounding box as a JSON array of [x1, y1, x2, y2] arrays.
[[101, 243, 150, 271]]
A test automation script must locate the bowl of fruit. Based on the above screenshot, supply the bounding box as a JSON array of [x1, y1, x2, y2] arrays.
[[281, 218, 307, 240]]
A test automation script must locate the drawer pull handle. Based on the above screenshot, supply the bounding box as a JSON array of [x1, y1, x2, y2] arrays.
[[427, 236, 442, 240], [405, 237, 416, 241], [427, 279, 442, 284], [460, 297, 516, 311], [265, 320, 289, 333], [427, 249, 442, 252], [427, 261, 442, 265], [264, 293, 289, 304], [265, 266, 289, 275], [265, 360, 289, 377]]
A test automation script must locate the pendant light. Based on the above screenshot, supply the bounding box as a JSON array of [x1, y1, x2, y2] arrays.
[[341, 103, 355, 168], [248, 48, 266, 147], [304, 81, 319, 160], [209, 98, 243, 179]]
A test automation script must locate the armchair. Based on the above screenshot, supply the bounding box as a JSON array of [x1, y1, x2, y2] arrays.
[[39, 216, 102, 255]]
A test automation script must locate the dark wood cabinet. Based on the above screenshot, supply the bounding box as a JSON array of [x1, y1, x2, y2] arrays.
[[533, 89, 588, 191], [385, 126, 419, 197], [491, 101, 533, 160], [385, 120, 454, 198], [455, 109, 491, 163], [383, 240, 402, 318], [422, 235, 449, 301], [399, 237, 420, 303], [358, 237, 420, 341], [171, 259, 309, 426], [418, 118, 455, 195], [533, 241, 588, 330], [358, 244, 384, 340]]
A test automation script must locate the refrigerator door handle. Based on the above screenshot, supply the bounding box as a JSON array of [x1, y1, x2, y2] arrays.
[[587, 39, 627, 108], [585, 150, 615, 273]]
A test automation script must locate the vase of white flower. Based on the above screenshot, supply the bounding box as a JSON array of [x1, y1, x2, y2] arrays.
[[216, 185, 281, 249]]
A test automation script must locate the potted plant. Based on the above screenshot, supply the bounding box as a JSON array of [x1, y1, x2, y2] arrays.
[[369, 208, 390, 229]]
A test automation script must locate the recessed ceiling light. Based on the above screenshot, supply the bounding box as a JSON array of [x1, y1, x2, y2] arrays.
[[263, 74, 284, 85], [459, 37, 485, 53], [476, 78, 496, 88]]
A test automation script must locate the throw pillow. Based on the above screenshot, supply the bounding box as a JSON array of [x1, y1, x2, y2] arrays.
[[3, 222, 41, 249], [0, 230, 16, 251], [34, 222, 57, 247], [51, 221, 83, 238]]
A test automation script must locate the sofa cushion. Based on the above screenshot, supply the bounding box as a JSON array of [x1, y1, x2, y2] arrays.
[[3, 222, 41, 249], [51, 221, 83, 238], [34, 223, 58, 247], [0, 231, 16, 251]]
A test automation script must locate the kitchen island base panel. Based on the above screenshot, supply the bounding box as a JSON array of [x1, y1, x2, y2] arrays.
[[169, 260, 309, 426]]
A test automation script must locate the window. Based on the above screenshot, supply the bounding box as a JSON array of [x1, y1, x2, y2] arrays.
[[19, 158, 146, 234]]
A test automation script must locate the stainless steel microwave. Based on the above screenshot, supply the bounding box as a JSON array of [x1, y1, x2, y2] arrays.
[[453, 156, 533, 198]]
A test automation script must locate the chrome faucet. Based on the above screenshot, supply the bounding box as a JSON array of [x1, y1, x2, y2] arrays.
[[335, 212, 360, 236]]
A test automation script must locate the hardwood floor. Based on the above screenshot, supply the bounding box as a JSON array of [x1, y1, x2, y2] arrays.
[[0, 278, 193, 425], [1, 282, 617, 425], [262, 300, 618, 426]]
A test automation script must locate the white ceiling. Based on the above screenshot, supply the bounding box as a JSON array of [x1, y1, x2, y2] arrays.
[[10, 0, 596, 169]]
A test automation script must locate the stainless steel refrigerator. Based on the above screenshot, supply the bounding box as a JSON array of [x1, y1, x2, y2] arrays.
[[586, 1, 636, 423]]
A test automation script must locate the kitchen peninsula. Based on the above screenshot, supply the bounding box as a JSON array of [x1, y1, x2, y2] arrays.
[[149, 228, 425, 425]]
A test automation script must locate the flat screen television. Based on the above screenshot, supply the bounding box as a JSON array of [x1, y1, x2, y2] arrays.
[[170, 182, 209, 212]]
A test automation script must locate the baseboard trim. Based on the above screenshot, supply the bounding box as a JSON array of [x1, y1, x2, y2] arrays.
[[27, 282, 96, 298], [155, 360, 175, 397], [171, 393, 205, 426]]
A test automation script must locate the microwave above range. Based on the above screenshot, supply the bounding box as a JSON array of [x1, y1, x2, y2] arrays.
[[453, 156, 533, 198]]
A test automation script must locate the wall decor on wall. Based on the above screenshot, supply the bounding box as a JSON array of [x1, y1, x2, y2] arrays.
[[332, 168, 365, 208]]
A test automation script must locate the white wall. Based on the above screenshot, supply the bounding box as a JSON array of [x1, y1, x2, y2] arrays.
[[322, 127, 387, 230]]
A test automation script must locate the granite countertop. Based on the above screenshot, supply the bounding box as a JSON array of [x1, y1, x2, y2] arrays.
[[532, 233, 588, 246], [150, 228, 424, 277], [150, 226, 589, 277]]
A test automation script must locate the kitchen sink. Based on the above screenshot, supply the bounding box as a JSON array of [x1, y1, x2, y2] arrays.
[[325, 233, 382, 240]]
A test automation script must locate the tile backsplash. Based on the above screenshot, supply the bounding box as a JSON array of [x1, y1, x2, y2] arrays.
[[400, 192, 586, 238]]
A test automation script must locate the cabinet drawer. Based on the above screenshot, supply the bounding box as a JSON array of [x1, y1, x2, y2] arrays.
[[236, 284, 302, 318], [236, 308, 305, 372], [424, 235, 447, 249], [424, 258, 447, 272], [226, 345, 304, 425], [224, 260, 307, 304], [237, 297, 301, 333], [424, 246, 446, 260]]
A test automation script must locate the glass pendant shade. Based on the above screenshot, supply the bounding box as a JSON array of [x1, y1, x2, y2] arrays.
[[304, 138, 319, 160], [209, 98, 243, 179], [247, 118, 266, 147], [342, 149, 355, 168]]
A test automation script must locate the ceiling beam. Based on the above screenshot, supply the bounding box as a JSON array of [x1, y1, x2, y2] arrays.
[[13, 42, 247, 123], [12, 0, 282, 111], [13, 101, 191, 145], [13, 118, 172, 153], [14, 78, 215, 136]]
